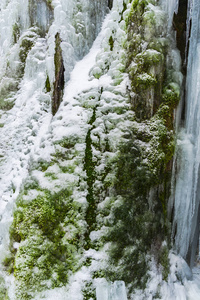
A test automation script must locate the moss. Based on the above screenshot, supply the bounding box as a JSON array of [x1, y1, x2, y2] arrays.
[[109, 36, 114, 51], [19, 28, 39, 75], [162, 83, 180, 108], [134, 73, 157, 89], [7, 188, 82, 298], [0, 98, 15, 111], [103, 121, 173, 289], [23, 177, 39, 192], [45, 75, 51, 93], [102, 0, 180, 291], [82, 282, 96, 300], [56, 137, 78, 149], [158, 244, 170, 281], [0, 79, 18, 111], [12, 23, 20, 44], [84, 107, 97, 248], [59, 164, 76, 174], [36, 159, 52, 172], [45, 0, 53, 10], [0, 276, 9, 299], [126, 0, 168, 120], [3, 253, 15, 274], [103, 139, 157, 289], [19, 34, 36, 63], [44, 172, 58, 180]]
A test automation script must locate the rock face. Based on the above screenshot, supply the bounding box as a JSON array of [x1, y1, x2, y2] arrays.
[[0, 0, 187, 299], [52, 33, 65, 115]]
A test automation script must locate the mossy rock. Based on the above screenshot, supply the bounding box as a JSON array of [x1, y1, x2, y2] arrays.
[[7, 188, 83, 298]]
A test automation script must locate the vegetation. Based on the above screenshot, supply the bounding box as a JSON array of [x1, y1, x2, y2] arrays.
[[101, 0, 181, 292], [12, 23, 20, 44], [5, 188, 83, 299], [4, 0, 182, 298], [19, 28, 39, 75]]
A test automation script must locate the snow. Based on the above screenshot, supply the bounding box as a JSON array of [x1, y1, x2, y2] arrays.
[[160, 0, 179, 28], [0, 0, 200, 299]]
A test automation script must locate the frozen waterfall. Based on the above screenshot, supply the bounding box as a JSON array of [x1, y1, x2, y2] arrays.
[[1, 0, 200, 299], [173, 0, 200, 267]]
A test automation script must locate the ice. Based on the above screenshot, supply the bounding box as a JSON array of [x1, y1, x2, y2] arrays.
[[1, 0, 200, 299], [160, 0, 179, 27], [96, 279, 127, 300], [172, 0, 200, 268]]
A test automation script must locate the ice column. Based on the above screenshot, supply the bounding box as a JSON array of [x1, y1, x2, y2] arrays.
[[160, 0, 179, 27], [96, 279, 128, 300], [173, 0, 200, 266]]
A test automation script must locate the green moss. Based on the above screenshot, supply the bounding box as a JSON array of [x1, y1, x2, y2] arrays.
[[55, 137, 77, 149], [45, 0, 53, 10], [12, 23, 20, 44], [45, 75, 51, 93], [82, 282, 96, 300], [3, 253, 15, 274], [19, 33, 37, 63], [36, 159, 52, 172], [134, 73, 157, 88], [162, 83, 180, 108], [159, 244, 170, 281], [0, 98, 15, 111], [84, 107, 97, 248], [19, 28, 39, 75], [44, 172, 58, 180], [102, 0, 180, 291], [7, 188, 82, 298], [23, 177, 39, 193], [0, 276, 9, 299], [109, 36, 114, 51], [0, 79, 18, 111], [59, 164, 76, 174], [125, 0, 169, 120], [103, 121, 173, 289]]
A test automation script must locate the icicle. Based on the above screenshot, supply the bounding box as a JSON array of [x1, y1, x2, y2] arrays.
[[185, 0, 193, 60], [160, 0, 179, 28], [96, 279, 128, 300]]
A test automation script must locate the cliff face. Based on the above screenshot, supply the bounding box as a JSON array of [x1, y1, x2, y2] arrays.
[[0, 0, 185, 299]]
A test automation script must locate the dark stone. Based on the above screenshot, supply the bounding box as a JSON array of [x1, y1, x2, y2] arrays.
[[173, 0, 188, 71], [108, 0, 113, 10], [52, 33, 65, 116]]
